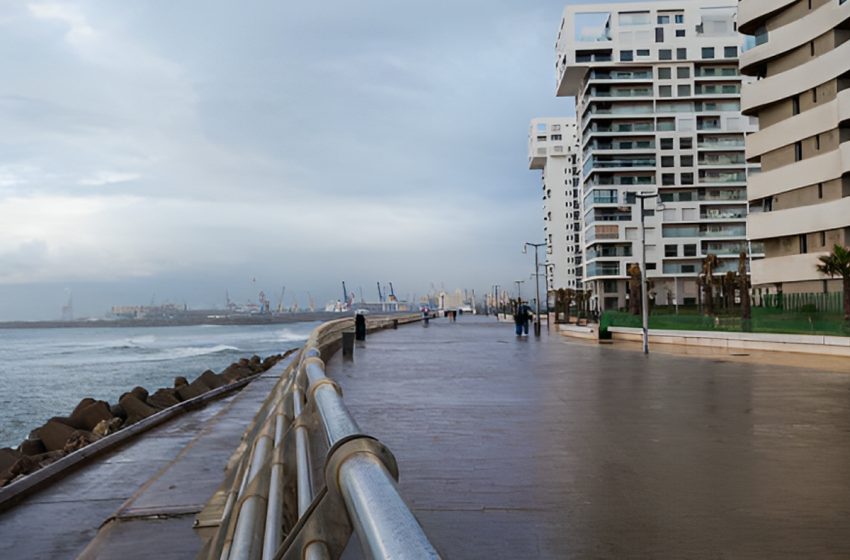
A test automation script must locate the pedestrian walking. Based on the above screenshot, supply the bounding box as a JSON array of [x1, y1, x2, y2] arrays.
[[514, 300, 531, 336]]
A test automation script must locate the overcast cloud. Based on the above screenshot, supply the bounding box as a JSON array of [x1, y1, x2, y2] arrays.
[[0, 0, 649, 319]]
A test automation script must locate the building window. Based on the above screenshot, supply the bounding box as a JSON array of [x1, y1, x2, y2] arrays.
[[658, 67, 672, 79], [680, 155, 693, 167], [662, 173, 675, 185], [701, 47, 715, 59], [647, 263, 657, 270], [665, 245, 678, 257], [818, 183, 824, 199], [800, 234, 808, 254], [675, 29, 686, 38], [677, 84, 691, 97], [661, 156, 675, 167], [675, 14, 684, 24], [815, 134, 820, 150], [660, 138, 674, 149], [656, 28, 664, 42], [821, 231, 827, 246], [792, 95, 800, 115], [676, 48, 687, 60], [724, 46, 737, 58], [813, 87, 818, 103], [637, 49, 650, 56], [681, 172, 694, 185], [659, 85, 672, 97], [657, 15, 670, 24], [659, 49, 672, 60], [620, 50, 634, 61], [794, 141, 803, 161], [677, 67, 690, 79], [684, 244, 697, 257], [679, 137, 693, 149]]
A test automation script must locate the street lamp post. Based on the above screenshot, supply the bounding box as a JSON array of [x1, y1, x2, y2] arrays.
[[635, 192, 658, 355], [524, 242, 546, 337]]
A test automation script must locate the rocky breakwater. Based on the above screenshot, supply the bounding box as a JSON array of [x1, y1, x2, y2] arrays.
[[0, 352, 293, 488]]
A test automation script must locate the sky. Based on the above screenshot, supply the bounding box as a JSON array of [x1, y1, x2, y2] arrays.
[[0, 0, 645, 320]]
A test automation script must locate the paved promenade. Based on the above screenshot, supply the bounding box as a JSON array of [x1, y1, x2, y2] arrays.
[[327, 316, 850, 559]]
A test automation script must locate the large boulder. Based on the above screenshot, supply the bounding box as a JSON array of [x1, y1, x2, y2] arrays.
[[18, 438, 46, 456], [197, 370, 226, 390], [173, 376, 188, 388], [119, 393, 159, 425], [110, 402, 127, 420], [70, 401, 112, 432], [35, 420, 78, 452], [176, 378, 211, 401], [130, 386, 149, 402], [70, 398, 96, 418], [148, 388, 181, 409], [0, 448, 21, 474], [221, 364, 253, 383]]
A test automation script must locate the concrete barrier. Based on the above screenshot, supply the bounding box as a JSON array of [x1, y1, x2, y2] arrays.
[[557, 324, 599, 341], [608, 327, 850, 357]]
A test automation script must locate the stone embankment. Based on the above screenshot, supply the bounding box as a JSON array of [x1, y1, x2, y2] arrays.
[[0, 352, 294, 488]]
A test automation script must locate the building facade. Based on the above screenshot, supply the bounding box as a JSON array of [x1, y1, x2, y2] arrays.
[[529, 118, 583, 292], [738, 0, 850, 294], [555, 1, 759, 311]]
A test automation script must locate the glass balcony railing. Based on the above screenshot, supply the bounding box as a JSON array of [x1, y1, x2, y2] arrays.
[[699, 188, 745, 201], [699, 171, 746, 184], [587, 262, 622, 277], [586, 225, 619, 242], [587, 246, 633, 259]]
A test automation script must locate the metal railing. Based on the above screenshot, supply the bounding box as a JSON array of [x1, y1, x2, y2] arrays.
[[198, 315, 439, 560]]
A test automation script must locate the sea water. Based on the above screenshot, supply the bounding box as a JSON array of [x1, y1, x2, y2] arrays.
[[0, 322, 317, 448]]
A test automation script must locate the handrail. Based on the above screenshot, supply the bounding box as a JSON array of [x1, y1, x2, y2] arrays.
[[198, 314, 439, 560]]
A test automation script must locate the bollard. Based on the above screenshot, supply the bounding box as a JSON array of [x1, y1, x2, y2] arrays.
[[355, 313, 367, 341], [342, 331, 355, 358], [392, 319, 398, 329]]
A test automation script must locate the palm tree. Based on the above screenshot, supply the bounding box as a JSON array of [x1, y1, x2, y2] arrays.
[[701, 254, 719, 316], [738, 251, 751, 321], [628, 263, 642, 315], [816, 244, 850, 323]]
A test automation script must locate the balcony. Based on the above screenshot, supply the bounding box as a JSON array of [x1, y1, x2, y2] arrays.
[[587, 246, 633, 259], [663, 225, 746, 238], [698, 153, 746, 166], [699, 171, 746, 184], [698, 188, 746, 202], [586, 262, 622, 277]]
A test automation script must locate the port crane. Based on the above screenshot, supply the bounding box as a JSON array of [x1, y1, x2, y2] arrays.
[[276, 286, 286, 313]]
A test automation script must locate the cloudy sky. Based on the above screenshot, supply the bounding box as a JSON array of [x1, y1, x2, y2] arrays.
[[0, 0, 635, 320]]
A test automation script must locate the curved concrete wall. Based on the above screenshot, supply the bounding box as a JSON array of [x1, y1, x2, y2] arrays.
[[747, 142, 850, 201], [751, 252, 830, 286], [741, 40, 850, 116], [737, 0, 798, 35], [740, 2, 850, 74], [749, 195, 850, 240], [746, 89, 850, 160]]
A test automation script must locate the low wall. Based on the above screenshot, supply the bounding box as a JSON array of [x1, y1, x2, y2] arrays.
[[609, 327, 850, 357], [557, 324, 599, 340]]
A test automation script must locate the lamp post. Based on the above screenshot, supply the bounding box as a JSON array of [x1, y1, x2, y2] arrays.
[[524, 242, 546, 337], [514, 280, 525, 302], [635, 192, 658, 355]]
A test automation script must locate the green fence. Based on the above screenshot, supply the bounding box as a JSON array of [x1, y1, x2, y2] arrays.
[[601, 305, 849, 337]]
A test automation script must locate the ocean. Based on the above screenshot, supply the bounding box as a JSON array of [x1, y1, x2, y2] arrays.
[[0, 322, 317, 449]]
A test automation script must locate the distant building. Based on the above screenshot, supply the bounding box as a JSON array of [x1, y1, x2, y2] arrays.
[[528, 117, 583, 292], [556, 1, 759, 311], [738, 0, 850, 294]]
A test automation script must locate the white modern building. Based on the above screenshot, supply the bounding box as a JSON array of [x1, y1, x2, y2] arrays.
[[528, 118, 583, 292], [738, 0, 850, 294], [555, 1, 760, 311]]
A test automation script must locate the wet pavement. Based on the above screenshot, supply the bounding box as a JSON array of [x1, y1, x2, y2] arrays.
[[326, 316, 850, 559]]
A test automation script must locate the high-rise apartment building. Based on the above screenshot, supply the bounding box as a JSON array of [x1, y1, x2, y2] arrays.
[[528, 118, 583, 292], [738, 0, 850, 294], [555, 1, 758, 311]]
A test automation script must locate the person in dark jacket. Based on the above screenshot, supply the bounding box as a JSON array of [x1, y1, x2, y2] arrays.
[[355, 310, 367, 340], [513, 301, 531, 336]]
